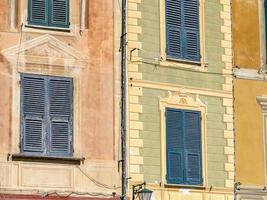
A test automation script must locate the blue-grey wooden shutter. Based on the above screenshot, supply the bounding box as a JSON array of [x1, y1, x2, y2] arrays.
[[183, 0, 200, 61], [166, 0, 200, 61], [166, 109, 184, 184], [50, 0, 69, 28], [166, 0, 182, 59], [48, 77, 73, 156], [21, 75, 46, 153], [184, 111, 202, 185], [28, 0, 48, 26]]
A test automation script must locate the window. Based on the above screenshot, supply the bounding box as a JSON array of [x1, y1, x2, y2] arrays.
[[28, 0, 69, 28], [20, 74, 73, 157], [165, 0, 200, 61], [166, 108, 202, 185]]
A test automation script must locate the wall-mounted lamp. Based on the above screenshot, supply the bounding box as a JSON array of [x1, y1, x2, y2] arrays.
[[132, 182, 153, 200]]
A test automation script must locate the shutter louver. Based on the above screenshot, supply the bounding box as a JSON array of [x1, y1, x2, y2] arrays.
[[166, 0, 182, 59], [183, 0, 200, 61], [22, 76, 45, 153], [165, 0, 200, 61], [49, 78, 73, 156], [184, 111, 202, 185], [166, 109, 184, 184], [50, 0, 69, 28], [28, 0, 48, 26]]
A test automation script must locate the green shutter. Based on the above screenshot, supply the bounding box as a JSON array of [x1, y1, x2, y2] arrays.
[[21, 75, 46, 153], [48, 77, 73, 156], [166, 0, 200, 61], [50, 0, 70, 28], [28, 0, 69, 28], [28, 0, 49, 26]]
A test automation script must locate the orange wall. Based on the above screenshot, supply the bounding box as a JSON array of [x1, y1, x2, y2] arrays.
[[0, 0, 115, 160], [235, 79, 266, 185], [232, 0, 261, 69]]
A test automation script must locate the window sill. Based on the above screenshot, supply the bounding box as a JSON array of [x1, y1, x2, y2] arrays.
[[164, 183, 206, 190], [160, 58, 208, 72], [22, 24, 76, 37], [166, 57, 202, 66], [11, 154, 85, 165], [25, 24, 71, 32]]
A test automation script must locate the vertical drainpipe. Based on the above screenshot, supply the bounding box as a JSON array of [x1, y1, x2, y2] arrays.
[[121, 0, 127, 199]]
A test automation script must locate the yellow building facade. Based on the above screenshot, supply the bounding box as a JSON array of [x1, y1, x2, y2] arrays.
[[233, 0, 267, 198]]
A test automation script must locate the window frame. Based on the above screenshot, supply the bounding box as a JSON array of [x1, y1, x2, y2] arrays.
[[28, 0, 70, 29], [20, 73, 74, 157], [165, 108, 203, 186], [159, 91, 207, 187], [19, 0, 77, 35], [159, 0, 207, 70]]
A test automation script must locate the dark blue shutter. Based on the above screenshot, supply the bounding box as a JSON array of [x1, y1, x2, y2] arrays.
[[48, 78, 73, 156], [166, 109, 184, 184], [166, 0, 200, 61], [184, 111, 202, 185], [50, 0, 69, 28], [183, 0, 200, 61], [21, 75, 45, 153], [166, 0, 182, 59], [28, 0, 48, 26]]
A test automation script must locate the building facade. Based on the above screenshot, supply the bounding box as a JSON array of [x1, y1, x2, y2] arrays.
[[127, 0, 234, 200], [0, 0, 121, 200], [233, 0, 267, 199]]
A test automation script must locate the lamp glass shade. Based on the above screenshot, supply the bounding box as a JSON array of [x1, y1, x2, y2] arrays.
[[137, 188, 153, 200]]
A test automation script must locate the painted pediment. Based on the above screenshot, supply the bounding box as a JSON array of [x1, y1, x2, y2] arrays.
[[2, 34, 88, 68]]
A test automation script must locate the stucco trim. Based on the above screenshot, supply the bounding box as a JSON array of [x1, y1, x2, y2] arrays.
[[234, 68, 267, 81], [257, 95, 267, 186], [130, 79, 232, 99], [159, 90, 208, 187]]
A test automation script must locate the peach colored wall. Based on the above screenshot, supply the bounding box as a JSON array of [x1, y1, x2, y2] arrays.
[[0, 0, 8, 31], [0, 0, 115, 160], [232, 0, 261, 69], [235, 78, 265, 185]]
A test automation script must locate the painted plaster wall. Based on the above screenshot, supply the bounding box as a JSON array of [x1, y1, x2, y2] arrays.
[[139, 88, 227, 187], [232, 0, 261, 69], [127, 0, 234, 198], [0, 0, 120, 194], [138, 0, 225, 90], [235, 78, 265, 186]]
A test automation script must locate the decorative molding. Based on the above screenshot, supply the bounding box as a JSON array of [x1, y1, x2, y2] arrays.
[[159, 91, 208, 186], [130, 79, 232, 98], [234, 68, 267, 81], [2, 34, 88, 69], [257, 96, 267, 112], [159, 90, 206, 111]]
